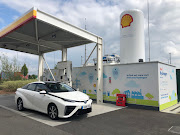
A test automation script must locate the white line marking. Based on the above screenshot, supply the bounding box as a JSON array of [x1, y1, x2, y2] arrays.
[[0, 105, 68, 126], [168, 126, 173, 132], [168, 126, 180, 134], [0, 103, 124, 127], [0, 105, 33, 117]]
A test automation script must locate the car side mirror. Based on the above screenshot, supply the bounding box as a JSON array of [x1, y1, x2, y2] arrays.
[[39, 90, 47, 94]]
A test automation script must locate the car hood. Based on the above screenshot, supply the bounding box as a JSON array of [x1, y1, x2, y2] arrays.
[[49, 91, 89, 101]]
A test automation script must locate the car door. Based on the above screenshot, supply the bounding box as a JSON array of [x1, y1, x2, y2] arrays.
[[32, 83, 50, 113], [24, 83, 37, 110]]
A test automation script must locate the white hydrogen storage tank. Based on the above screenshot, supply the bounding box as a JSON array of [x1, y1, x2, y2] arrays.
[[120, 9, 145, 64]]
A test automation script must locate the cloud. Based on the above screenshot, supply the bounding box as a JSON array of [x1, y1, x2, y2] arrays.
[[79, 72, 87, 77], [0, 48, 38, 74], [12, 15, 19, 20], [163, 41, 179, 57], [0, 0, 180, 74], [0, 0, 62, 14], [0, 18, 5, 28], [0, 18, 4, 24], [28, 66, 38, 75], [125, 80, 140, 88], [0, 49, 38, 62]]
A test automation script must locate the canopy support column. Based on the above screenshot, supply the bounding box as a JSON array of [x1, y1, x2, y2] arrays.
[[62, 48, 67, 61], [38, 54, 44, 81], [97, 37, 103, 104]]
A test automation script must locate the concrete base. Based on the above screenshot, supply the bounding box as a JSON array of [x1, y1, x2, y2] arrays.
[[161, 102, 180, 114]]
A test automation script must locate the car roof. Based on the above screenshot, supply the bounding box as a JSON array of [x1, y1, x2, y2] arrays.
[[44, 81, 61, 84], [29, 81, 61, 85], [29, 81, 45, 84]]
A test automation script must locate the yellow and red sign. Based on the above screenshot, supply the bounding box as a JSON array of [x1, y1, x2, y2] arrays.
[[121, 14, 133, 28], [0, 9, 37, 38]]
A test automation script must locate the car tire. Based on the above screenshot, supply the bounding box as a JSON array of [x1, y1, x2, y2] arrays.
[[17, 98, 24, 111], [48, 104, 58, 120]]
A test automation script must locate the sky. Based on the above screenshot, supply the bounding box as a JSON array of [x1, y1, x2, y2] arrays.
[[0, 0, 179, 75]]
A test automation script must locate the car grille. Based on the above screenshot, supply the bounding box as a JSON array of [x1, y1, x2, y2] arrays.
[[65, 106, 76, 115], [76, 108, 92, 115], [76, 100, 88, 103]]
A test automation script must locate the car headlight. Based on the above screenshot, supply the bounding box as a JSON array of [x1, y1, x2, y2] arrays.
[[61, 98, 75, 102]]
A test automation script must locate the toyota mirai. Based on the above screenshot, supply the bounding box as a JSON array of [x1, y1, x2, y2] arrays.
[[15, 81, 92, 120]]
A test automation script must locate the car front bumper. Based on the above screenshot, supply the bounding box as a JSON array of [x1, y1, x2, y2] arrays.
[[75, 107, 92, 115], [59, 99, 92, 118]]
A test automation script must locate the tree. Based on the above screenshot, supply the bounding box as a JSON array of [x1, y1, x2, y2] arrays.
[[28, 75, 33, 79], [32, 74, 37, 79], [0, 55, 12, 80], [54, 64, 58, 69], [0, 55, 20, 80], [28, 74, 37, 80], [89, 90, 92, 94], [12, 57, 20, 73], [112, 88, 120, 96], [145, 93, 154, 100], [169, 96, 171, 101], [21, 64, 28, 76]]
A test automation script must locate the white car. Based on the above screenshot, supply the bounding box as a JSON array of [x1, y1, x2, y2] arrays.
[[15, 81, 92, 119]]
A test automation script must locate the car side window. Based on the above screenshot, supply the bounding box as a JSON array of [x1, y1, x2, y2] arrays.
[[27, 84, 36, 91], [35, 84, 49, 92]]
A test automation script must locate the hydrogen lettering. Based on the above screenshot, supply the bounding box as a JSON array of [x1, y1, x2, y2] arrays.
[[160, 71, 167, 76]]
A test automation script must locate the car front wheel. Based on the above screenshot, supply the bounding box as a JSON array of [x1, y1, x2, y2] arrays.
[[17, 98, 24, 111], [48, 104, 58, 120]]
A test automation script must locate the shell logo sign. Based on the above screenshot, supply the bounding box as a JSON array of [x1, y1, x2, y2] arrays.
[[121, 14, 133, 28]]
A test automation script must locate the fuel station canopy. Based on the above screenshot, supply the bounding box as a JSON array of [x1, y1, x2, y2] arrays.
[[0, 7, 102, 55], [0, 7, 103, 104]]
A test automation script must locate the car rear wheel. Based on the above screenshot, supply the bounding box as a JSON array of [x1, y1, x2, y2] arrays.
[[48, 104, 58, 120], [17, 98, 24, 111]]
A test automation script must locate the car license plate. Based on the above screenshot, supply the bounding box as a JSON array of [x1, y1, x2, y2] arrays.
[[82, 104, 91, 109]]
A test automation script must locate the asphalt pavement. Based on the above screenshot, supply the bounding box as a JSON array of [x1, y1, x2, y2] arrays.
[[0, 94, 180, 135], [58, 107, 180, 135], [0, 107, 71, 135]]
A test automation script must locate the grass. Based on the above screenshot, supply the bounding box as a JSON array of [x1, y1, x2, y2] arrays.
[[87, 94, 97, 99], [87, 93, 159, 107], [87, 94, 117, 101], [104, 95, 116, 101], [0, 79, 37, 92], [126, 98, 159, 107]]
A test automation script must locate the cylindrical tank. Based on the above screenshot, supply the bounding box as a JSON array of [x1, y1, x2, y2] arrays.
[[120, 9, 145, 64]]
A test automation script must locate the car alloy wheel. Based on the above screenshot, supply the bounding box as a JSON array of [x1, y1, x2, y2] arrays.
[[17, 98, 24, 111], [48, 104, 58, 120]]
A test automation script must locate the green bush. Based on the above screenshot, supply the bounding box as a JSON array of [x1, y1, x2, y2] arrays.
[[0, 79, 37, 92]]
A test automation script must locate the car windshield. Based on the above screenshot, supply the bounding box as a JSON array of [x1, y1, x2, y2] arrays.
[[45, 83, 76, 93]]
